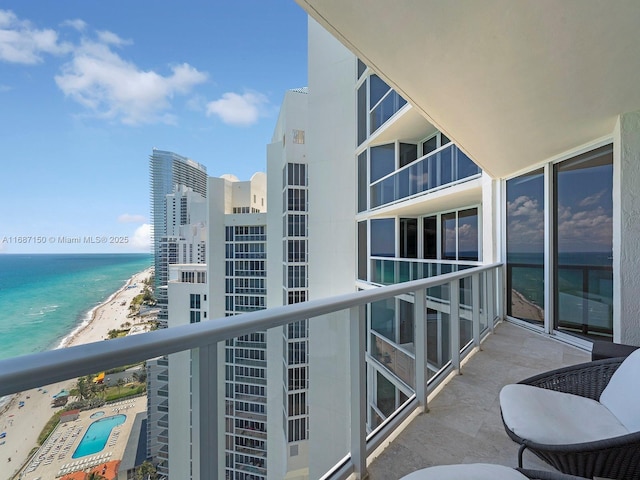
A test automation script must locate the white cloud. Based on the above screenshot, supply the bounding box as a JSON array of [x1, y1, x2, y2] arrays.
[[0, 9, 71, 64], [55, 39, 208, 125], [118, 213, 147, 223], [96, 30, 131, 47], [0, 84, 11, 92], [578, 189, 607, 207], [206, 91, 269, 127], [130, 223, 151, 250], [61, 19, 87, 32]]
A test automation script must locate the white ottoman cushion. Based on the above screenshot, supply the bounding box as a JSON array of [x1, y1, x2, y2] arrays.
[[400, 463, 528, 479], [500, 384, 628, 445], [600, 348, 640, 432]]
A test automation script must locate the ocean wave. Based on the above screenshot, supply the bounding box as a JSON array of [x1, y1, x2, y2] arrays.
[[25, 304, 60, 316]]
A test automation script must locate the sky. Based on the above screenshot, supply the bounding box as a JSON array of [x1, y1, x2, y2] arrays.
[[0, 1, 308, 254]]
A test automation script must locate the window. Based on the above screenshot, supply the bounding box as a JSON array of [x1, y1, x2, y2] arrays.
[[190, 294, 201, 309], [554, 145, 613, 339], [292, 129, 305, 144], [505, 144, 613, 341], [370, 143, 395, 182], [370, 218, 395, 257], [357, 151, 368, 212], [399, 218, 418, 259], [358, 221, 368, 280]]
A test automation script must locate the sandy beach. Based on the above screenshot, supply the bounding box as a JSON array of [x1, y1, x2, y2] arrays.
[[0, 267, 154, 480]]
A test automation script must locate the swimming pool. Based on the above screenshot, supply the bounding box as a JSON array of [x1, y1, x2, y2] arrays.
[[90, 411, 105, 419], [72, 414, 126, 458]]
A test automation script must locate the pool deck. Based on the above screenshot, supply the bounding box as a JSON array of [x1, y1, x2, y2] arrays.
[[18, 396, 146, 480]]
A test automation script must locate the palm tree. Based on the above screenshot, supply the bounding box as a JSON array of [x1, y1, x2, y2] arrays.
[[116, 377, 125, 394], [76, 376, 91, 400], [134, 461, 157, 480]]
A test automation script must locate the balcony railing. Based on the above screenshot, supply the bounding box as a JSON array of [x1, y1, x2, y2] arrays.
[[370, 143, 481, 209], [370, 257, 480, 285], [0, 262, 501, 480]]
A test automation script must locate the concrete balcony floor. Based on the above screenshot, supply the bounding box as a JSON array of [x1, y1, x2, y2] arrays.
[[367, 321, 590, 479]]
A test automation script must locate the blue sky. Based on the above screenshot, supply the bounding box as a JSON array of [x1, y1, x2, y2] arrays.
[[0, 1, 307, 254]]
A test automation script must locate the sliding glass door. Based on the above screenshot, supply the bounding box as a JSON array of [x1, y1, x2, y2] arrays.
[[505, 144, 613, 341]]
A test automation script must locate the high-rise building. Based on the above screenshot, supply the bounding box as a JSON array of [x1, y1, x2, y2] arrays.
[[266, 88, 310, 479], [149, 149, 208, 326], [148, 149, 208, 478], [167, 173, 268, 480]]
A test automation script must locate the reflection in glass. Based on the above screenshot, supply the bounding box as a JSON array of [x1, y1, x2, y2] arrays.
[[458, 209, 479, 261], [370, 218, 395, 257], [400, 218, 418, 259], [441, 213, 456, 260], [554, 145, 613, 339], [370, 144, 395, 182], [506, 168, 545, 324], [423, 216, 437, 259]]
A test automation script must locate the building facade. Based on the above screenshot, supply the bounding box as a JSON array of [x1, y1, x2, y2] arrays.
[[148, 149, 208, 478], [266, 88, 310, 479]]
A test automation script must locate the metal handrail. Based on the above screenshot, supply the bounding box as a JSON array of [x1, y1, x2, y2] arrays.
[[0, 262, 501, 398]]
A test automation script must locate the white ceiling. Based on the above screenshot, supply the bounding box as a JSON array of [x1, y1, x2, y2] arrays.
[[297, 0, 640, 178]]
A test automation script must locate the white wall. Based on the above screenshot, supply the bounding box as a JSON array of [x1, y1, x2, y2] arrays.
[[168, 279, 207, 479], [614, 110, 640, 346], [307, 18, 357, 478]]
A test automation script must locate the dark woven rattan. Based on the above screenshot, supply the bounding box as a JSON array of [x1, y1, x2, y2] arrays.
[[517, 468, 589, 479], [502, 357, 640, 479]]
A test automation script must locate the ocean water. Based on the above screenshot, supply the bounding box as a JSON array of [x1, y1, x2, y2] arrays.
[[0, 253, 152, 361]]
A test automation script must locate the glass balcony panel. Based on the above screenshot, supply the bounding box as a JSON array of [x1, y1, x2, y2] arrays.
[[556, 265, 613, 338], [370, 91, 407, 134], [507, 263, 544, 324], [370, 333, 415, 389], [369, 144, 481, 209], [457, 149, 481, 179], [427, 309, 451, 377]]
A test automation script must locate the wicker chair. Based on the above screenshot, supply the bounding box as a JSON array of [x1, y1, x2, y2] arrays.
[[500, 354, 640, 480]]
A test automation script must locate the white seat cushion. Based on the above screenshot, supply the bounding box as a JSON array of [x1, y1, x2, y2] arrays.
[[500, 384, 628, 445], [600, 348, 640, 432], [400, 463, 528, 480]]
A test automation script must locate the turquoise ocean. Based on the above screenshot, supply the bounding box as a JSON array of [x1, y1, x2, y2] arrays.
[[0, 253, 152, 361]]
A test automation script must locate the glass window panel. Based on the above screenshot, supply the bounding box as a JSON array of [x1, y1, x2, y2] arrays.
[[440, 132, 451, 145], [554, 144, 613, 339], [423, 216, 437, 259], [358, 151, 368, 212], [457, 208, 478, 261], [357, 58, 367, 79], [370, 218, 395, 257], [422, 136, 437, 156], [400, 218, 418, 259], [358, 221, 368, 281], [357, 82, 367, 145], [369, 75, 391, 107], [376, 371, 396, 417], [399, 299, 414, 345], [399, 143, 418, 168], [441, 212, 457, 260], [371, 298, 396, 342], [506, 168, 545, 324], [370, 144, 395, 183]]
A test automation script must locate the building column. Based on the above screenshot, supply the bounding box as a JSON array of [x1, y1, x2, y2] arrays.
[[614, 110, 640, 345]]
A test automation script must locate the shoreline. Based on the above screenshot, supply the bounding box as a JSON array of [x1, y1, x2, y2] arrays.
[[0, 266, 154, 479]]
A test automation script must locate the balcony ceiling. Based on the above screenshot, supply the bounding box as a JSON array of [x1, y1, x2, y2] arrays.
[[297, 0, 640, 178]]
